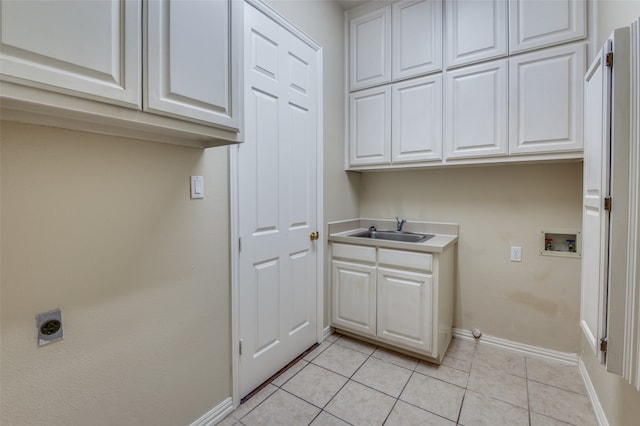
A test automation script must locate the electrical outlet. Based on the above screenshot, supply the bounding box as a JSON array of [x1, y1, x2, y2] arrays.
[[37, 309, 63, 346], [511, 246, 522, 262]]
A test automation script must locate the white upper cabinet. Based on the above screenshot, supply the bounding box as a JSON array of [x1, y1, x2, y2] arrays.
[[509, 43, 585, 154], [349, 5, 392, 91], [146, 0, 240, 129], [344, 0, 590, 169], [392, 75, 443, 163], [445, 0, 507, 69], [445, 59, 508, 159], [392, 0, 442, 80], [0, 0, 141, 107], [349, 86, 392, 166], [1, 0, 242, 145], [509, 0, 586, 54]]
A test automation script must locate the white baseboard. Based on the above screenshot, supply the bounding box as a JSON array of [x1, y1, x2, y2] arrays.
[[579, 358, 610, 426], [190, 397, 234, 426], [323, 325, 333, 340], [452, 328, 579, 365]]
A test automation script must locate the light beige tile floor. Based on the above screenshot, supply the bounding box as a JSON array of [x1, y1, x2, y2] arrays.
[[220, 334, 598, 426]]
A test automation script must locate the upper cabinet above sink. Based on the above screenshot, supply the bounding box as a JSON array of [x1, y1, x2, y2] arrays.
[[345, 0, 588, 171], [348, 0, 442, 92], [0, 0, 242, 148]]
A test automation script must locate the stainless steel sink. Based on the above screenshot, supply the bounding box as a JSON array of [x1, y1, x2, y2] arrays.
[[348, 230, 435, 243]]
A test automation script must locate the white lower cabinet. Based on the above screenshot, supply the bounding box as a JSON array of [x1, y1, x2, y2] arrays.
[[377, 267, 434, 353], [332, 260, 377, 337], [331, 242, 454, 362]]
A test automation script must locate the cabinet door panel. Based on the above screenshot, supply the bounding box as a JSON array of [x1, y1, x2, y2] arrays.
[[444, 59, 508, 159], [349, 86, 392, 166], [377, 268, 434, 354], [349, 6, 392, 91], [445, 0, 507, 68], [0, 0, 141, 107], [146, 0, 240, 129], [509, 43, 585, 154], [392, 75, 443, 163], [509, 0, 586, 54], [332, 260, 377, 337], [392, 0, 442, 80]]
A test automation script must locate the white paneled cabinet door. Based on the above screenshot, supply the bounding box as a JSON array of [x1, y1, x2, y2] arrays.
[[146, 0, 240, 129], [509, 0, 586, 54], [377, 267, 434, 355], [580, 45, 611, 361], [349, 5, 392, 91], [0, 0, 141, 107], [392, 75, 443, 163], [509, 43, 585, 154], [445, 0, 507, 68], [444, 59, 508, 159], [239, 4, 318, 398], [349, 86, 392, 166], [331, 260, 377, 337], [392, 0, 442, 80]]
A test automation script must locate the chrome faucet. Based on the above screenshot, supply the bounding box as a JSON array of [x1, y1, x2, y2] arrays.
[[395, 217, 406, 232]]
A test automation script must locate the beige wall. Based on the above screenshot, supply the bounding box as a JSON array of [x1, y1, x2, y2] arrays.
[[581, 336, 640, 426], [1, 122, 231, 425], [266, 0, 360, 327], [597, 0, 640, 47], [1, 2, 353, 424], [359, 163, 583, 353], [581, 3, 640, 426]]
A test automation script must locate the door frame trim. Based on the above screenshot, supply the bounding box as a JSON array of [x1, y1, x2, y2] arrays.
[[230, 0, 324, 407]]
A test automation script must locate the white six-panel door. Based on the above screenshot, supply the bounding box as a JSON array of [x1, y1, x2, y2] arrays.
[[238, 3, 319, 399]]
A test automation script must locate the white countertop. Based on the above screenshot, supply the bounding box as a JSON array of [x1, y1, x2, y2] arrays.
[[328, 219, 458, 253]]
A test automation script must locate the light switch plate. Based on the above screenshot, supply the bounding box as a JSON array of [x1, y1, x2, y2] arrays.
[[511, 246, 522, 262], [190, 176, 204, 199]]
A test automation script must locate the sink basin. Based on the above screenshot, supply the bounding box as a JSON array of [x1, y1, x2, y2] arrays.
[[348, 230, 435, 243]]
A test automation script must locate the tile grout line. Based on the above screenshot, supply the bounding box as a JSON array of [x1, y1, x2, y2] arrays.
[[241, 336, 593, 426], [312, 336, 378, 425]]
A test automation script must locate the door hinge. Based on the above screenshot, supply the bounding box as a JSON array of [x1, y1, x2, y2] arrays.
[[239, 339, 243, 355], [600, 337, 608, 352], [239, 237, 242, 252], [604, 196, 612, 212], [606, 52, 614, 68]]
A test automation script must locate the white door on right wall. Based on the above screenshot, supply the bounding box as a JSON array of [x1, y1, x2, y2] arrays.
[[581, 44, 611, 364], [581, 26, 634, 374]]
